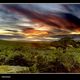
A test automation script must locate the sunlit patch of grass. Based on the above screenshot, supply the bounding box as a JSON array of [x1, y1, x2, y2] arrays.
[[0, 65, 30, 73]]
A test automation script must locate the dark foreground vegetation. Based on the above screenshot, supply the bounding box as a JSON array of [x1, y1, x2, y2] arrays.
[[0, 37, 80, 73]]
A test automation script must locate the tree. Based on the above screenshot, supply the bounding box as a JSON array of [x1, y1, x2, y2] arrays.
[[59, 37, 75, 46]]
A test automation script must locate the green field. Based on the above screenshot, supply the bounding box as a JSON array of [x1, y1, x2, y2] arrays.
[[0, 37, 80, 73]]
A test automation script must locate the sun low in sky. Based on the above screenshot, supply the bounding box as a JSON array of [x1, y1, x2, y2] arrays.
[[0, 4, 80, 41]]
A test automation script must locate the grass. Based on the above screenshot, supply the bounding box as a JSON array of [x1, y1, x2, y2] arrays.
[[0, 65, 30, 73]]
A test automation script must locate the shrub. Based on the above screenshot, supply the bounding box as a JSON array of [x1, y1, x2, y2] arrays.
[[4, 52, 34, 67], [29, 64, 39, 73]]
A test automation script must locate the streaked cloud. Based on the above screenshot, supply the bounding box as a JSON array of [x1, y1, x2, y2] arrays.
[[0, 4, 79, 41]]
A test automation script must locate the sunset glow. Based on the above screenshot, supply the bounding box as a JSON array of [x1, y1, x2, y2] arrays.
[[70, 32, 80, 34], [22, 29, 49, 37]]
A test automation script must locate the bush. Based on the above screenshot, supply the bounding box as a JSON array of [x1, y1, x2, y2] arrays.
[[29, 64, 39, 73], [4, 52, 34, 67]]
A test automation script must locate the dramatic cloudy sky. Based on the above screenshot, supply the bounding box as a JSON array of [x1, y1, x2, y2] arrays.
[[0, 3, 80, 41]]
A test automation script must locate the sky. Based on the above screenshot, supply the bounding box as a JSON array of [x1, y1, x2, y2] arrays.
[[0, 4, 80, 41]]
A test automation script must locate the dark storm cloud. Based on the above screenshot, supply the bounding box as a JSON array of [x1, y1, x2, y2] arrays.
[[5, 29, 18, 32], [3, 4, 61, 27], [0, 34, 24, 39], [3, 4, 80, 32]]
